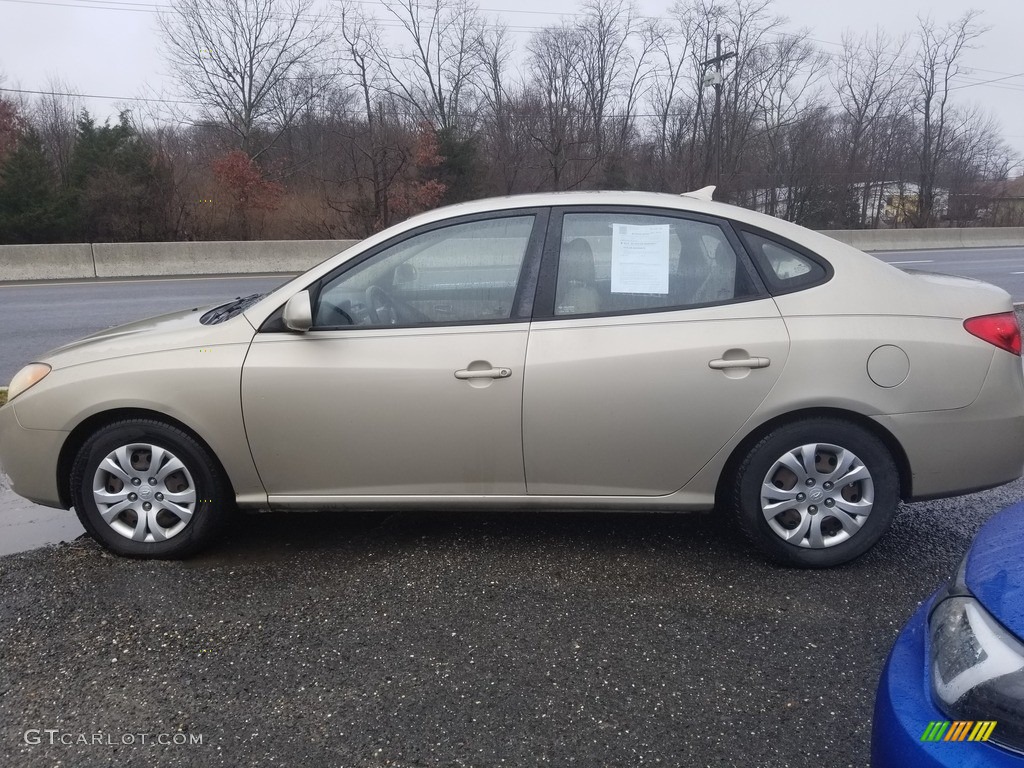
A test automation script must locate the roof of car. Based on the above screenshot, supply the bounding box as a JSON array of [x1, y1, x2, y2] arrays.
[[399, 189, 829, 250], [413, 190, 720, 218]]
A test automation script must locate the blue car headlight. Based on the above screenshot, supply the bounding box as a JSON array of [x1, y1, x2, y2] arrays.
[[929, 558, 1024, 753]]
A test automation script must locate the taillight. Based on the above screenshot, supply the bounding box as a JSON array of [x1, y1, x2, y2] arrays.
[[964, 312, 1022, 356]]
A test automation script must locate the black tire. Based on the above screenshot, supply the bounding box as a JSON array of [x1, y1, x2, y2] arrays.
[[726, 418, 899, 568], [70, 419, 232, 559]]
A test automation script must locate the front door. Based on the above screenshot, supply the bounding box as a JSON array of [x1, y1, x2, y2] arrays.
[[241, 213, 544, 500]]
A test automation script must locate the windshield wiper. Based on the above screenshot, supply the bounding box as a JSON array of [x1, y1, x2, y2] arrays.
[[200, 293, 264, 325]]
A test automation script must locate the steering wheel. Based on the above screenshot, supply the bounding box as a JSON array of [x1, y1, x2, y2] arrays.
[[320, 301, 355, 326], [366, 285, 399, 325]]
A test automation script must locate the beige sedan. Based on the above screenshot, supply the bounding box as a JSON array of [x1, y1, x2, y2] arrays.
[[2, 189, 1023, 567]]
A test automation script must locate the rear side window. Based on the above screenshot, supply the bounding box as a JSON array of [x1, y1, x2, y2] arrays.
[[741, 232, 828, 293], [553, 212, 758, 316]]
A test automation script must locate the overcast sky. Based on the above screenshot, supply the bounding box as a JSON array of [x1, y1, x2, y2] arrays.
[[1, 0, 1022, 161]]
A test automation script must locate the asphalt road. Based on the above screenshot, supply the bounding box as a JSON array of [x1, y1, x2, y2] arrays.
[[0, 274, 290, 383], [3, 476, 1023, 768], [873, 246, 1024, 300], [1, 247, 1023, 384]]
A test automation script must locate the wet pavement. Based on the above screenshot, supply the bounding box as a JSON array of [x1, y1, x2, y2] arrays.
[[2, 477, 1023, 768], [0, 474, 84, 556]]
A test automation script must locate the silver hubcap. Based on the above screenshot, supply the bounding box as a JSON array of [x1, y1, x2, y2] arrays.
[[760, 442, 874, 549], [91, 443, 197, 543]]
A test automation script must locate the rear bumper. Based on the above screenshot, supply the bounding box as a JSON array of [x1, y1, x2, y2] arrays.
[[875, 353, 1024, 500], [0, 402, 68, 509], [872, 595, 1022, 767]]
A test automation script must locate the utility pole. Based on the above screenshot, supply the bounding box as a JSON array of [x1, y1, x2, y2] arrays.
[[701, 33, 736, 187]]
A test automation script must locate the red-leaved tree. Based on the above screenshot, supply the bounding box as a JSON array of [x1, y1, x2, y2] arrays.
[[390, 123, 447, 219], [210, 150, 283, 239], [0, 97, 25, 166]]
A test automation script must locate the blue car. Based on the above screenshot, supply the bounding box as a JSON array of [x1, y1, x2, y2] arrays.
[[873, 502, 1024, 765]]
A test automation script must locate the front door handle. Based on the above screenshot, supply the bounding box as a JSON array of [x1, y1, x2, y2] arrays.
[[709, 357, 770, 370], [455, 367, 513, 380]]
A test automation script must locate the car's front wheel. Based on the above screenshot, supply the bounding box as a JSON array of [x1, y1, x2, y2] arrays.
[[71, 419, 231, 558], [727, 418, 899, 568]]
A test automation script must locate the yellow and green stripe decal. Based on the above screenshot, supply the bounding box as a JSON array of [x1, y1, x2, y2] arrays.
[[920, 721, 997, 742]]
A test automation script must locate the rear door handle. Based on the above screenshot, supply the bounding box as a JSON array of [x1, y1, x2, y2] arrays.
[[455, 367, 513, 380], [709, 357, 770, 370]]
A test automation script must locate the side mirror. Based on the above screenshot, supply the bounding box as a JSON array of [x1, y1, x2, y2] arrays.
[[283, 290, 313, 332]]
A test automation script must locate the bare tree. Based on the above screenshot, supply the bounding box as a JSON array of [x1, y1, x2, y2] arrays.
[[675, 0, 725, 187], [5, 0, 1022, 242], [30, 78, 84, 187], [527, 23, 596, 189], [717, 0, 785, 191], [574, 0, 636, 157], [0, 72, 26, 166], [605, 17, 661, 184], [336, 2, 396, 227], [374, 0, 486, 134], [911, 11, 986, 226], [477, 23, 533, 193], [646, 17, 694, 190], [752, 30, 828, 215], [159, 0, 337, 157], [831, 29, 911, 225], [942, 107, 1010, 224], [676, 0, 786, 190]]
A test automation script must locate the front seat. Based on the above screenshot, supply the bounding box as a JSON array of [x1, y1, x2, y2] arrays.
[[556, 238, 601, 315]]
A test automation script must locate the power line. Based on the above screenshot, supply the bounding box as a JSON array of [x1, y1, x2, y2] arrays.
[[765, 30, 1024, 93], [949, 71, 1024, 91], [4, 0, 1024, 99], [0, 0, 542, 30], [55, 0, 165, 5], [766, 28, 1022, 79], [0, 85, 200, 106], [8, 0, 1022, 94], [0, 0, 155, 11], [345, 0, 569, 16], [6, 0, 1024, 82]]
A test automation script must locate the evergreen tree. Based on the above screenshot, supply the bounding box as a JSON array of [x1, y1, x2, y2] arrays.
[[66, 111, 173, 242], [0, 129, 66, 244], [434, 129, 479, 205]]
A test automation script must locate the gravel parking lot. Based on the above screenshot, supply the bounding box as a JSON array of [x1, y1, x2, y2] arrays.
[[0, 299, 1020, 768], [3, 476, 1023, 768]]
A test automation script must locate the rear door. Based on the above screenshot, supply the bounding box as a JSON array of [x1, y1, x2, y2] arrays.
[[523, 207, 791, 496]]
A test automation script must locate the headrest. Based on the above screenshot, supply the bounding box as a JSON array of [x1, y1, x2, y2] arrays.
[[561, 238, 595, 284]]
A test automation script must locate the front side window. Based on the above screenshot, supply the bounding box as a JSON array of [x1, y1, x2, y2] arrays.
[[553, 212, 756, 316], [313, 216, 535, 328]]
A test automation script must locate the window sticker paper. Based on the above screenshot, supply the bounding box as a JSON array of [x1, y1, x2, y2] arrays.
[[610, 224, 670, 294]]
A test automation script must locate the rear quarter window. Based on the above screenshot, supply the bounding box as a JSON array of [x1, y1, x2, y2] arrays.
[[741, 231, 829, 293]]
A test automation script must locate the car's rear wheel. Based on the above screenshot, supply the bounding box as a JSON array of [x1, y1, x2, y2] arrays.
[[727, 418, 899, 568], [71, 419, 231, 558]]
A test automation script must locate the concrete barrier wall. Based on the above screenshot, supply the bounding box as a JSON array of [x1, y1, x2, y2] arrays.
[[823, 227, 1024, 251], [0, 243, 95, 281], [92, 239, 357, 278], [2, 229, 1024, 282]]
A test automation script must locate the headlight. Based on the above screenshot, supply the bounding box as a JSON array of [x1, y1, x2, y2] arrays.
[[7, 363, 51, 402], [930, 566, 1024, 753]]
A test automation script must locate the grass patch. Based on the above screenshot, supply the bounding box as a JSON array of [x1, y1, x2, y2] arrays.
[[0, 388, 7, 407]]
